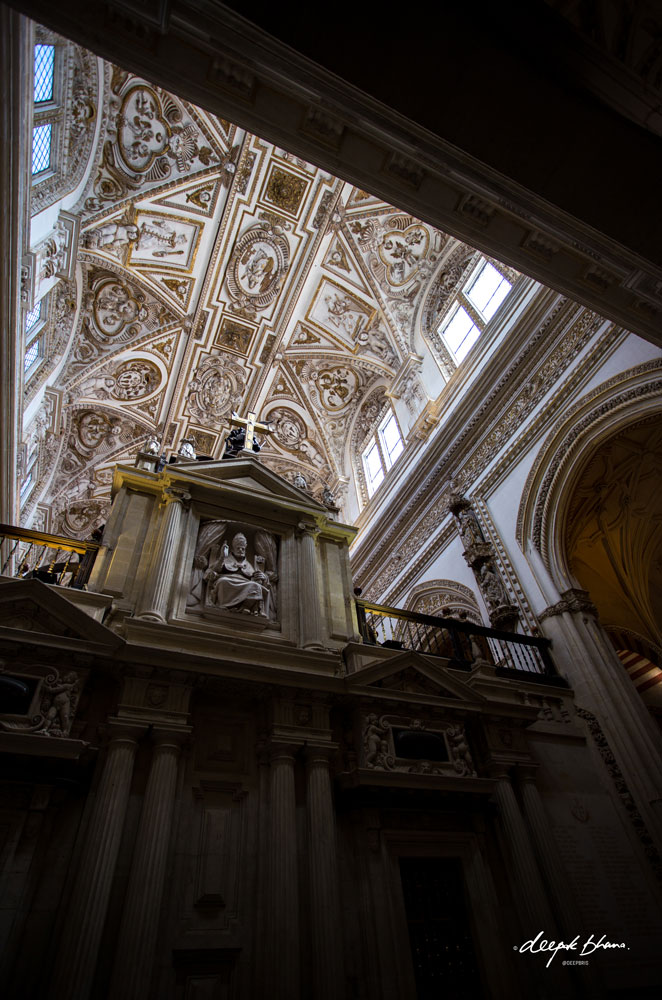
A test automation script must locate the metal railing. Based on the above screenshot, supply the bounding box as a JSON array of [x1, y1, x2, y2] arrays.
[[355, 599, 556, 678], [0, 523, 100, 590]]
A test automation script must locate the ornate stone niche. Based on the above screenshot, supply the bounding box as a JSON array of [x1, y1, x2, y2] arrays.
[[187, 519, 280, 629], [358, 711, 477, 778]]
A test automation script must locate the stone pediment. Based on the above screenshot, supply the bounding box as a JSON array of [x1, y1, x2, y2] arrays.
[[0, 578, 122, 650], [346, 649, 486, 703], [133, 454, 329, 512]]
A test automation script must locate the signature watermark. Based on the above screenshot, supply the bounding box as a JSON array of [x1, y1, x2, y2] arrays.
[[513, 931, 629, 968]]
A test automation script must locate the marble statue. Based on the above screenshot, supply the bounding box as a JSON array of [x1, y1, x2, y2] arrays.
[[205, 532, 273, 617]]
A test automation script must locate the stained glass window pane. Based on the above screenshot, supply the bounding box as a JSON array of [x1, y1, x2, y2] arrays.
[[466, 261, 512, 320], [34, 44, 55, 103], [24, 339, 40, 373], [32, 124, 52, 175], [25, 301, 42, 332]]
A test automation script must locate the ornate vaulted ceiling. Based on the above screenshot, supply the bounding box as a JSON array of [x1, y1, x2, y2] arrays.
[[21, 31, 521, 538]]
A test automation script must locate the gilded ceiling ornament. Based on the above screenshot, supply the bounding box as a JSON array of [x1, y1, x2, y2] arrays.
[[215, 317, 254, 355], [185, 183, 217, 212], [354, 323, 398, 367], [186, 354, 248, 423], [57, 498, 110, 538], [226, 223, 290, 311], [76, 410, 122, 452], [85, 82, 218, 212], [324, 240, 351, 274], [263, 165, 308, 216], [306, 278, 375, 341]]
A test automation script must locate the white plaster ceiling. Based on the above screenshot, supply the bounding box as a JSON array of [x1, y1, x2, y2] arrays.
[[23, 40, 520, 536]]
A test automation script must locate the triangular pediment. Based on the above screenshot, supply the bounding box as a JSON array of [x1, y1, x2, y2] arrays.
[[153, 454, 329, 510], [347, 649, 486, 703], [0, 579, 122, 650]]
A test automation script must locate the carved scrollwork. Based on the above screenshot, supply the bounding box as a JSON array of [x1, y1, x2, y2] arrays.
[[186, 354, 247, 423], [0, 668, 82, 738]]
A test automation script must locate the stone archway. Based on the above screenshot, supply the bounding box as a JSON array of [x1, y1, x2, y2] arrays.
[[565, 415, 662, 713], [517, 362, 662, 715]]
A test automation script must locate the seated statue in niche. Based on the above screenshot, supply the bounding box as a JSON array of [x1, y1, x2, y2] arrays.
[[187, 521, 278, 619], [205, 532, 271, 616]]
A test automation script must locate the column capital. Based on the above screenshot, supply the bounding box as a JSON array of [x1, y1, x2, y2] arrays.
[[160, 484, 192, 508], [304, 743, 338, 768], [516, 763, 540, 783], [539, 587, 598, 621], [486, 762, 512, 782], [296, 520, 321, 539], [268, 741, 300, 765], [104, 719, 148, 745], [151, 725, 192, 751]]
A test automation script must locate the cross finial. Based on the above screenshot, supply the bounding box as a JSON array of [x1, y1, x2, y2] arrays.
[[228, 410, 273, 454]]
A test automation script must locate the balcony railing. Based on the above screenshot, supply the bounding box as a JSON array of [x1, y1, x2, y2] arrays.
[[0, 523, 100, 590], [355, 599, 559, 680]]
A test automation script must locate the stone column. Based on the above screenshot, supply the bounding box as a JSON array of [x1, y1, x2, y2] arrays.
[[266, 743, 300, 1000], [49, 722, 143, 1000], [492, 768, 558, 933], [305, 746, 344, 1000], [540, 598, 662, 851], [297, 523, 324, 649], [136, 489, 189, 622], [108, 728, 185, 1000], [492, 768, 574, 998], [518, 767, 603, 998], [517, 766, 582, 936]]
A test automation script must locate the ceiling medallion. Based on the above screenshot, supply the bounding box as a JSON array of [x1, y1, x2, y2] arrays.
[[226, 222, 290, 312], [117, 86, 172, 174], [378, 224, 430, 287], [187, 354, 248, 423]]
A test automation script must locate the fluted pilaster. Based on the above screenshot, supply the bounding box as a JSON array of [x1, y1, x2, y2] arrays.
[[297, 523, 324, 649], [136, 491, 188, 622], [266, 744, 299, 1000], [49, 723, 143, 1000], [108, 730, 184, 1000], [306, 747, 344, 1000], [519, 768, 603, 998], [494, 772, 556, 928]]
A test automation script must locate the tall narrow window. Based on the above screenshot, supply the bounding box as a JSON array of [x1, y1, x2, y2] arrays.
[[34, 44, 55, 103], [32, 123, 52, 175], [23, 296, 46, 380], [438, 258, 512, 363], [362, 410, 404, 498], [32, 41, 58, 182]]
